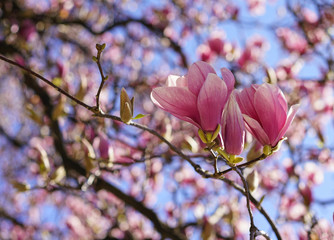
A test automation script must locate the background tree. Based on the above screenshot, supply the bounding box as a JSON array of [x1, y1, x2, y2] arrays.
[[0, 0, 333, 239]]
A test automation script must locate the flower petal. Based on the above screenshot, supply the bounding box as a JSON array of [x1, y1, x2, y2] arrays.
[[236, 86, 259, 120], [167, 75, 188, 88], [220, 68, 235, 94], [188, 61, 216, 96], [197, 73, 228, 131], [222, 92, 245, 155], [277, 89, 288, 114], [274, 104, 299, 145], [151, 87, 200, 127], [242, 114, 270, 146], [254, 83, 287, 144]]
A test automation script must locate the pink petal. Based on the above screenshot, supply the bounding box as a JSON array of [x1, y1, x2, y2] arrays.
[[166, 113, 202, 129], [197, 73, 228, 131], [151, 87, 200, 126], [220, 68, 235, 94], [274, 104, 299, 145], [188, 61, 216, 96], [236, 86, 258, 120], [167, 75, 188, 88], [254, 83, 287, 144], [222, 92, 245, 155], [277, 89, 288, 114], [243, 115, 270, 146]]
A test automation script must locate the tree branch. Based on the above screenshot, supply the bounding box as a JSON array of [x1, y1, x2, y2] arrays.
[[19, 65, 186, 240], [0, 207, 25, 227], [0, 55, 281, 240], [0, 55, 94, 112]]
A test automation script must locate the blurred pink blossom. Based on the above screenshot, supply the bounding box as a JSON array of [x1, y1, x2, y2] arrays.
[[93, 132, 112, 160], [302, 8, 319, 24], [299, 182, 313, 206], [236, 83, 299, 147], [237, 36, 268, 72], [207, 32, 225, 55], [276, 28, 308, 54], [280, 194, 307, 221], [247, 0, 266, 15], [296, 162, 324, 186], [197, 44, 213, 62], [18, 20, 37, 41], [261, 166, 287, 191]]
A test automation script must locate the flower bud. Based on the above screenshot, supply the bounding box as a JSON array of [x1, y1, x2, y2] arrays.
[[246, 169, 260, 192], [120, 88, 134, 124], [263, 145, 272, 156]]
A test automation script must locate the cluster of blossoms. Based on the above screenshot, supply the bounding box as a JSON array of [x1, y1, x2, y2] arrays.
[[151, 61, 298, 163]]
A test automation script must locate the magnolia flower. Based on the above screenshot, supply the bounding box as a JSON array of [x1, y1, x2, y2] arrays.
[[151, 61, 234, 135], [221, 91, 245, 155], [236, 83, 298, 147]]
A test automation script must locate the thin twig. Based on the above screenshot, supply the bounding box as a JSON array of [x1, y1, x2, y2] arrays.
[[0, 55, 94, 112], [206, 149, 260, 240], [255, 230, 271, 240], [233, 167, 257, 240], [94, 112, 207, 174], [220, 154, 267, 175], [0, 54, 282, 240], [94, 44, 108, 112], [221, 178, 281, 240]]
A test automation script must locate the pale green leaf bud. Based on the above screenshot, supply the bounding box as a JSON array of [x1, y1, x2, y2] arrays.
[[211, 124, 221, 142], [198, 129, 207, 143]]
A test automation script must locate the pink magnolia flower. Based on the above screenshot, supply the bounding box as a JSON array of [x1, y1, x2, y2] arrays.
[[236, 83, 298, 147], [221, 91, 245, 155], [151, 61, 234, 133]]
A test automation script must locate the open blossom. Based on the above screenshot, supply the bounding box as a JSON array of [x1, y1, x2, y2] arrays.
[[151, 61, 234, 133], [236, 83, 298, 147], [221, 91, 245, 155]]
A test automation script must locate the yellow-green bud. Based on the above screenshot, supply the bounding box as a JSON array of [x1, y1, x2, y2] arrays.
[[233, 156, 244, 164], [206, 132, 213, 143], [211, 124, 221, 142], [263, 145, 272, 156], [198, 129, 207, 143]]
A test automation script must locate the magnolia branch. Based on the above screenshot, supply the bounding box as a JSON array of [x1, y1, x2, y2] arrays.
[[93, 44, 108, 113], [19, 67, 186, 240], [0, 207, 25, 227], [6, 12, 188, 67], [0, 54, 281, 240], [221, 178, 281, 240], [208, 149, 268, 240], [0, 55, 93, 112], [233, 167, 257, 240]]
